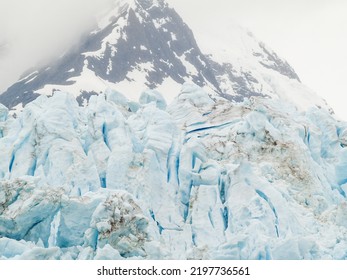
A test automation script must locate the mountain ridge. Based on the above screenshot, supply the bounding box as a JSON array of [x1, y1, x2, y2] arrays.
[[0, 0, 346, 260], [0, 0, 329, 113]]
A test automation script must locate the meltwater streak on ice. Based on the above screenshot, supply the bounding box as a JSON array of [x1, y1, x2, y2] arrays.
[[1, 84, 347, 259]]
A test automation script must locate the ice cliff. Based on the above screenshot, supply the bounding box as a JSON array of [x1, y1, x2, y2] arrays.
[[1, 84, 347, 259]]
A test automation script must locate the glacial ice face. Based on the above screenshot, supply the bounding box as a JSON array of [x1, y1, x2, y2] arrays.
[[1, 84, 347, 259], [0, 177, 151, 259]]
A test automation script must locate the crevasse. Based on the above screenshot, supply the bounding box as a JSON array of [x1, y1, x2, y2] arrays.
[[0, 84, 347, 259]]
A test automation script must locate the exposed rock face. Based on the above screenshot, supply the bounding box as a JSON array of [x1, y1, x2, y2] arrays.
[[0, 0, 323, 113]]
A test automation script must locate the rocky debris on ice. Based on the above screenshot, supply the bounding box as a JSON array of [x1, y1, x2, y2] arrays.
[[1, 84, 347, 259]]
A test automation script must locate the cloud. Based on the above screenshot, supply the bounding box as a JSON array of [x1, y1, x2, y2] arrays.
[[1, 0, 346, 120], [0, 0, 114, 92], [0, 42, 8, 58]]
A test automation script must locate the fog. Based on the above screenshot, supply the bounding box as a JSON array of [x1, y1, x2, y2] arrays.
[[0, 0, 113, 91], [170, 0, 347, 120], [1, 0, 346, 119]]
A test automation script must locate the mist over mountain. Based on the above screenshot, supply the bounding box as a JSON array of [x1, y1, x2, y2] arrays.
[[1, 0, 346, 260], [0, 0, 328, 112]]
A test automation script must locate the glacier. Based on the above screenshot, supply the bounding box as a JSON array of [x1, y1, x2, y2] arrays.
[[1, 84, 347, 259]]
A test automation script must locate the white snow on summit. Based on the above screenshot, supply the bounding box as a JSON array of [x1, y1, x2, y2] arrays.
[[0, 0, 342, 261], [0, 0, 331, 115], [191, 21, 328, 111]]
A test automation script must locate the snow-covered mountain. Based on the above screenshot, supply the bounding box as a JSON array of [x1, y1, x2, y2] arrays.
[[1, 0, 345, 260], [0, 0, 328, 112]]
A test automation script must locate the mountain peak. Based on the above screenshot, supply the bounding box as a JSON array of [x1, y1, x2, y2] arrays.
[[0, 0, 329, 113], [93, 0, 168, 32], [0, 0, 344, 261], [112, 0, 168, 14]]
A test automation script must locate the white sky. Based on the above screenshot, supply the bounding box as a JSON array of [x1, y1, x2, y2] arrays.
[[0, 0, 346, 120]]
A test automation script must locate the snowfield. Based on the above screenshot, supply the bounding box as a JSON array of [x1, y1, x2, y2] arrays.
[[1, 84, 347, 259]]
